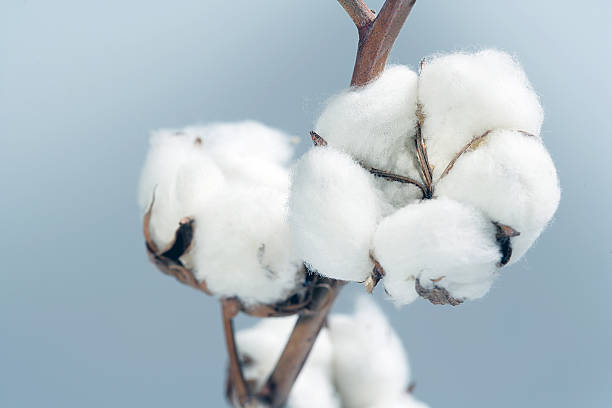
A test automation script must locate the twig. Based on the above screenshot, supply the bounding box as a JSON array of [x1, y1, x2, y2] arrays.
[[222, 298, 253, 407], [257, 279, 346, 408], [337, 0, 376, 31], [369, 166, 427, 198], [347, 0, 417, 86]]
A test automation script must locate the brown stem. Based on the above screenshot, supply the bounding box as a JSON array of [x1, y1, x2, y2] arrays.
[[257, 279, 346, 408], [369, 166, 427, 198], [337, 0, 376, 30], [222, 298, 252, 407], [347, 0, 417, 86]]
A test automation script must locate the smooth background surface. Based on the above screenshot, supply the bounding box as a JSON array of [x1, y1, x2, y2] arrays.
[[1, 1, 611, 407]]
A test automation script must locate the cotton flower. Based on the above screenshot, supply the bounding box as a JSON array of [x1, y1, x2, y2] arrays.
[[289, 49, 560, 305], [139, 121, 303, 305]]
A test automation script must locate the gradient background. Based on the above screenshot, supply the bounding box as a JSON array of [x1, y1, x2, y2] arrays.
[[2, 1, 611, 407]]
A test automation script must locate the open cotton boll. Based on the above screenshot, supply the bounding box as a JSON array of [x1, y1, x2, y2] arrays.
[[289, 148, 382, 281], [419, 49, 543, 179], [236, 317, 339, 408], [192, 185, 301, 305], [315, 65, 420, 173], [373, 198, 501, 304], [436, 130, 560, 263], [138, 129, 225, 250], [328, 296, 410, 407]]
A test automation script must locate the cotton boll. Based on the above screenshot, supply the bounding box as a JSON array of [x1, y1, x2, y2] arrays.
[[435, 130, 560, 263], [236, 317, 339, 408], [138, 129, 225, 250], [419, 49, 543, 179], [193, 185, 301, 305], [328, 296, 410, 407], [289, 148, 382, 281], [315, 65, 420, 174], [373, 198, 501, 304]]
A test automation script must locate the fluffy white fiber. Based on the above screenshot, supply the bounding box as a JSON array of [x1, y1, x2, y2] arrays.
[[289, 148, 382, 281], [436, 130, 560, 262], [315, 65, 421, 176], [373, 198, 501, 304], [328, 296, 413, 408], [236, 316, 339, 408], [139, 121, 302, 305], [419, 49, 544, 179]]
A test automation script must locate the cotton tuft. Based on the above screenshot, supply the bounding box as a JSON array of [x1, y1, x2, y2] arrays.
[[373, 198, 501, 304], [436, 130, 560, 262], [139, 121, 303, 305], [289, 148, 382, 281], [419, 49, 544, 179], [315, 65, 421, 177]]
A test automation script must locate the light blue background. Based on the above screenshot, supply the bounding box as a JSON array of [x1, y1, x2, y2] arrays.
[[1, 1, 610, 407]]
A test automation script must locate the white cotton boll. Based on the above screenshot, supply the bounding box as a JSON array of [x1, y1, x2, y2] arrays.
[[289, 148, 382, 281], [373, 198, 501, 304], [328, 296, 410, 408], [138, 129, 225, 250], [419, 49, 543, 179], [315, 65, 420, 173], [435, 130, 560, 263], [236, 317, 339, 408], [192, 185, 301, 305]]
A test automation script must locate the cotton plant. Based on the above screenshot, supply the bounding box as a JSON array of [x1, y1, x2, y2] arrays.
[[234, 296, 428, 408], [138, 1, 561, 407], [290, 49, 560, 306]]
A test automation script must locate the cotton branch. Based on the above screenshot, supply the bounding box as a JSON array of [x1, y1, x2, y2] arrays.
[[343, 0, 417, 86]]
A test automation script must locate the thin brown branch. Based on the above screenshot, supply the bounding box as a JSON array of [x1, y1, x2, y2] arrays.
[[414, 117, 434, 199], [257, 278, 346, 408], [222, 298, 253, 407], [337, 0, 376, 30], [369, 165, 428, 199], [437, 130, 493, 182], [348, 0, 417, 86]]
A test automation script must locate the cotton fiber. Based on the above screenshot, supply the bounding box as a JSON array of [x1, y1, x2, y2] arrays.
[[315, 65, 420, 175], [193, 185, 301, 305], [373, 198, 501, 304], [419, 49, 544, 179], [436, 129, 560, 262], [289, 148, 382, 281]]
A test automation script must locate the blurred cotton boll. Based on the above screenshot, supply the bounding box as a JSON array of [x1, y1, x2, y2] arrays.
[[138, 121, 304, 305]]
